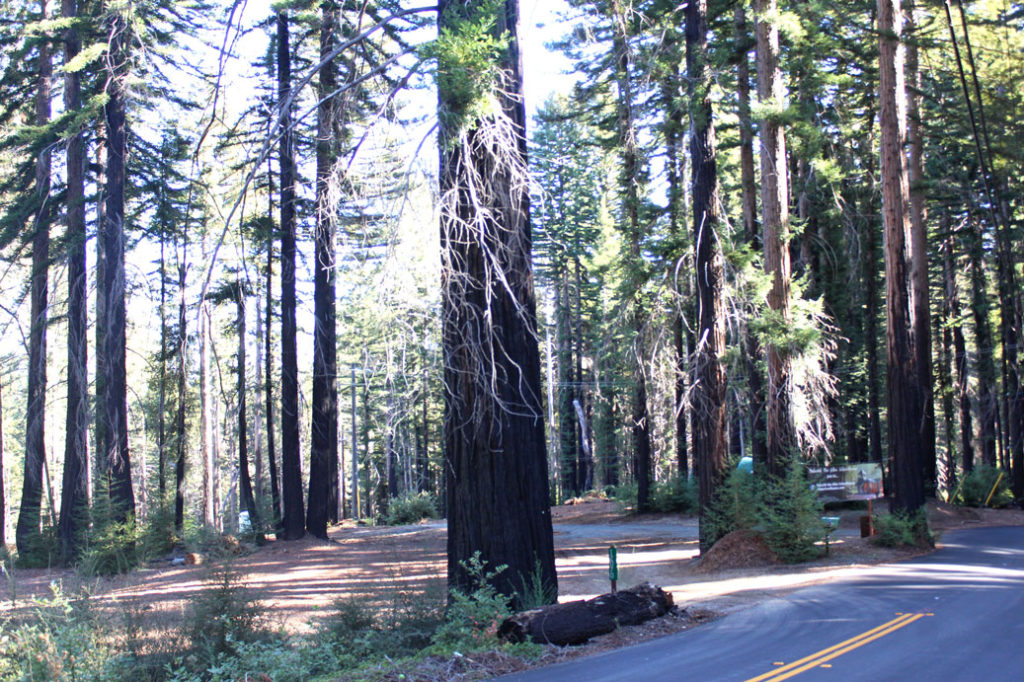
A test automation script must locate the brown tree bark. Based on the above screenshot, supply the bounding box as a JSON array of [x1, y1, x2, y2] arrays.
[[879, 0, 925, 513], [308, 2, 340, 539], [687, 0, 728, 553], [756, 0, 795, 477], [58, 0, 88, 564], [906, 4, 936, 492], [277, 10, 304, 540], [439, 0, 557, 607], [966, 222, 997, 467], [17, 0, 52, 557]]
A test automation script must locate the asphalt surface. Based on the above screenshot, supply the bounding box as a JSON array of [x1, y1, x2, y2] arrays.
[[502, 526, 1024, 681]]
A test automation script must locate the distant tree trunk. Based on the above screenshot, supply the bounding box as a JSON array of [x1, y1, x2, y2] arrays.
[[660, 30, 688, 479], [174, 234, 188, 532], [1, 376, 6, 547], [351, 363, 359, 518], [17, 0, 52, 557], [93, 124, 106, 502], [609, 0, 651, 512], [265, 230, 280, 524], [254, 286, 264, 505], [966, 222, 997, 467], [439, 0, 557, 607], [557, 279, 578, 498], [906, 5, 936, 493], [735, 5, 766, 465], [58, 0, 88, 564], [687, 0, 728, 553], [756, 0, 795, 477], [157, 228, 168, 501], [307, 2, 340, 539], [879, 0, 925, 513], [277, 10, 304, 540], [944, 230, 972, 474], [236, 285, 259, 534], [200, 301, 214, 527]]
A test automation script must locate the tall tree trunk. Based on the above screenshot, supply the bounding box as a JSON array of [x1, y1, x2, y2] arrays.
[[174, 235, 188, 532], [236, 286, 259, 535], [351, 363, 359, 518], [307, 2, 340, 539], [264, 227, 280, 525], [756, 0, 795, 477], [17, 0, 52, 557], [58, 0, 88, 564], [277, 10, 304, 540], [1, 371, 6, 546], [879, 0, 925, 513], [687, 0, 729, 553], [157, 228, 167, 501], [944, 228, 973, 474], [735, 4, 766, 465], [200, 301, 214, 527], [661, 29, 688, 479], [609, 0, 651, 512], [92, 122, 106, 503], [439, 0, 557, 607], [557, 278, 578, 498], [906, 4, 936, 493], [966, 222, 997, 467], [254, 283, 264, 506]]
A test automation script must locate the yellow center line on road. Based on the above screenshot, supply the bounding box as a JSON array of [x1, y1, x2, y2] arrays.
[[745, 613, 928, 682]]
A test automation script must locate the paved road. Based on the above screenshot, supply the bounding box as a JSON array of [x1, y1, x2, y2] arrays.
[[502, 526, 1024, 681]]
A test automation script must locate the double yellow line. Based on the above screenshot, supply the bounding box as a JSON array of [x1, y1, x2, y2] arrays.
[[745, 612, 929, 681]]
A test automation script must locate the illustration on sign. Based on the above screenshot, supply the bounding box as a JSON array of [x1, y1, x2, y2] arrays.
[[807, 463, 884, 502]]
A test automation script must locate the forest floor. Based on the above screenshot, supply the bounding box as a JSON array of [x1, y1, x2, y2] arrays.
[[2, 498, 1023, 677]]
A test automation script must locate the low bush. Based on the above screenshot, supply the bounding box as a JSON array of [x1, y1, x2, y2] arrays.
[[430, 552, 513, 655], [953, 466, 1014, 508], [182, 562, 265, 666], [871, 509, 933, 548], [651, 475, 698, 514], [704, 463, 825, 563], [384, 491, 440, 526]]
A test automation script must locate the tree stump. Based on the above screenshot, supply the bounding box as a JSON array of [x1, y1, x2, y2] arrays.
[[497, 582, 674, 646]]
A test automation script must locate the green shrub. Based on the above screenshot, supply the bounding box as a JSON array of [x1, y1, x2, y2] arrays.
[[79, 512, 139, 577], [703, 468, 760, 547], [704, 464, 825, 563], [954, 466, 1014, 508], [609, 481, 638, 509], [384, 491, 440, 526], [871, 509, 933, 548], [183, 562, 264, 665], [651, 475, 698, 513], [0, 586, 123, 681], [13, 524, 59, 569], [430, 552, 512, 655], [759, 464, 826, 563]]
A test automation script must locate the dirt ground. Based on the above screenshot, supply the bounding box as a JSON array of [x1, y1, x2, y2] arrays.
[[2, 497, 1023, 666]]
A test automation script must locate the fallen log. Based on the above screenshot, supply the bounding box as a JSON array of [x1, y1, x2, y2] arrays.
[[497, 582, 674, 646]]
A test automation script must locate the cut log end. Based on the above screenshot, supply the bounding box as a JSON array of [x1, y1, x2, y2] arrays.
[[497, 582, 674, 646]]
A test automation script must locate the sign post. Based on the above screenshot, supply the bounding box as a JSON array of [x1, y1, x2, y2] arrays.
[[608, 546, 618, 594]]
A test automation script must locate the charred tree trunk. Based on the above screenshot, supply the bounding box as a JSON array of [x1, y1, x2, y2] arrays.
[[498, 583, 674, 646], [277, 10, 304, 540], [308, 2, 340, 539], [879, 0, 925, 513], [756, 0, 795, 478], [687, 0, 729, 553], [17, 0, 52, 557], [58, 0, 88, 564], [439, 0, 557, 608]]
